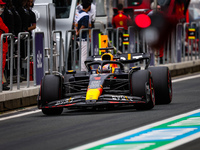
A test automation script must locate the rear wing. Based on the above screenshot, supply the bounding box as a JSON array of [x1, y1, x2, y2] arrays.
[[85, 53, 151, 70], [117, 53, 150, 63]]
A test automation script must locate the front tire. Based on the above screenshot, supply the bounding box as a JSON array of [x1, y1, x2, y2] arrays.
[[148, 66, 172, 104], [131, 70, 155, 110], [41, 75, 63, 115]]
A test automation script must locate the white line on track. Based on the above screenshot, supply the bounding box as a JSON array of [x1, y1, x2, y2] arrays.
[[70, 109, 200, 150], [172, 74, 200, 83], [0, 110, 41, 121]]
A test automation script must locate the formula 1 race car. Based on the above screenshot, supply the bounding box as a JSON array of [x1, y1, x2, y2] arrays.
[[37, 48, 172, 115]]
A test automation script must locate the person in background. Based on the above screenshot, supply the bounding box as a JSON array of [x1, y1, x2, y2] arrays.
[[76, 0, 82, 12], [3, 0, 14, 35], [75, 0, 91, 71], [112, 3, 132, 31], [11, 0, 22, 37], [147, 2, 164, 64], [26, 0, 36, 38], [147, 2, 161, 16], [1, 0, 15, 87], [112, 3, 132, 52], [15, 0, 30, 79], [74, 0, 82, 30], [88, 0, 96, 28], [0, 0, 10, 90], [17, 0, 30, 34]]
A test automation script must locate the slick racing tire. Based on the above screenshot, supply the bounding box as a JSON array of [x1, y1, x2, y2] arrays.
[[148, 66, 172, 104], [131, 70, 155, 110], [41, 75, 63, 115]]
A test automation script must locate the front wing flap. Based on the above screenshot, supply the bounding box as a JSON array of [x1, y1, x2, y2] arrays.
[[39, 94, 147, 109]]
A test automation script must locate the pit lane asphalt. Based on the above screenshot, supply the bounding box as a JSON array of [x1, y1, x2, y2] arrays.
[[0, 73, 200, 150]]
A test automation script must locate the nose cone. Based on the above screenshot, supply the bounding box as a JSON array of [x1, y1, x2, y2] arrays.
[[86, 88, 102, 100]]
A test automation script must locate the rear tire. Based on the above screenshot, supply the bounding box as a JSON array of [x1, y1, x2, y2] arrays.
[[131, 70, 155, 110], [41, 75, 63, 115], [148, 66, 172, 104]]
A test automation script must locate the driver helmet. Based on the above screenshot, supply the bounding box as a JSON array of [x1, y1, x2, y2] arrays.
[[101, 53, 113, 61]]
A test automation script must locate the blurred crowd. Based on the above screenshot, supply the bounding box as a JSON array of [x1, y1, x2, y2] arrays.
[[0, 0, 36, 90], [1, 0, 36, 38]]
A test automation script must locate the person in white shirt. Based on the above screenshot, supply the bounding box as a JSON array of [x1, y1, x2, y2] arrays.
[[75, 0, 91, 71], [88, 0, 96, 28]]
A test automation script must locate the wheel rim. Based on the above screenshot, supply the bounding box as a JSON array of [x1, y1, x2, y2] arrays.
[[168, 70, 172, 101], [150, 78, 155, 106]]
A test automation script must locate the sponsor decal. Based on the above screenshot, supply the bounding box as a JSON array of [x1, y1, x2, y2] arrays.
[[132, 55, 143, 59], [55, 98, 73, 106], [37, 50, 42, 68], [89, 80, 101, 89], [128, 54, 131, 60], [94, 77, 101, 80], [94, 57, 101, 61], [120, 57, 126, 60], [112, 96, 129, 101]]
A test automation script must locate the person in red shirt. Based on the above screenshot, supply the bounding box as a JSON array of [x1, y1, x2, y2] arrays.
[[0, 0, 9, 90], [112, 3, 132, 30]]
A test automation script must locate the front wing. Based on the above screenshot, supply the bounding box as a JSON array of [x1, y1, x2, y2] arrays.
[[39, 94, 147, 109]]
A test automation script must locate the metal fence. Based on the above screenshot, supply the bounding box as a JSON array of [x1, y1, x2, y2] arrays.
[[0, 33, 14, 92]]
